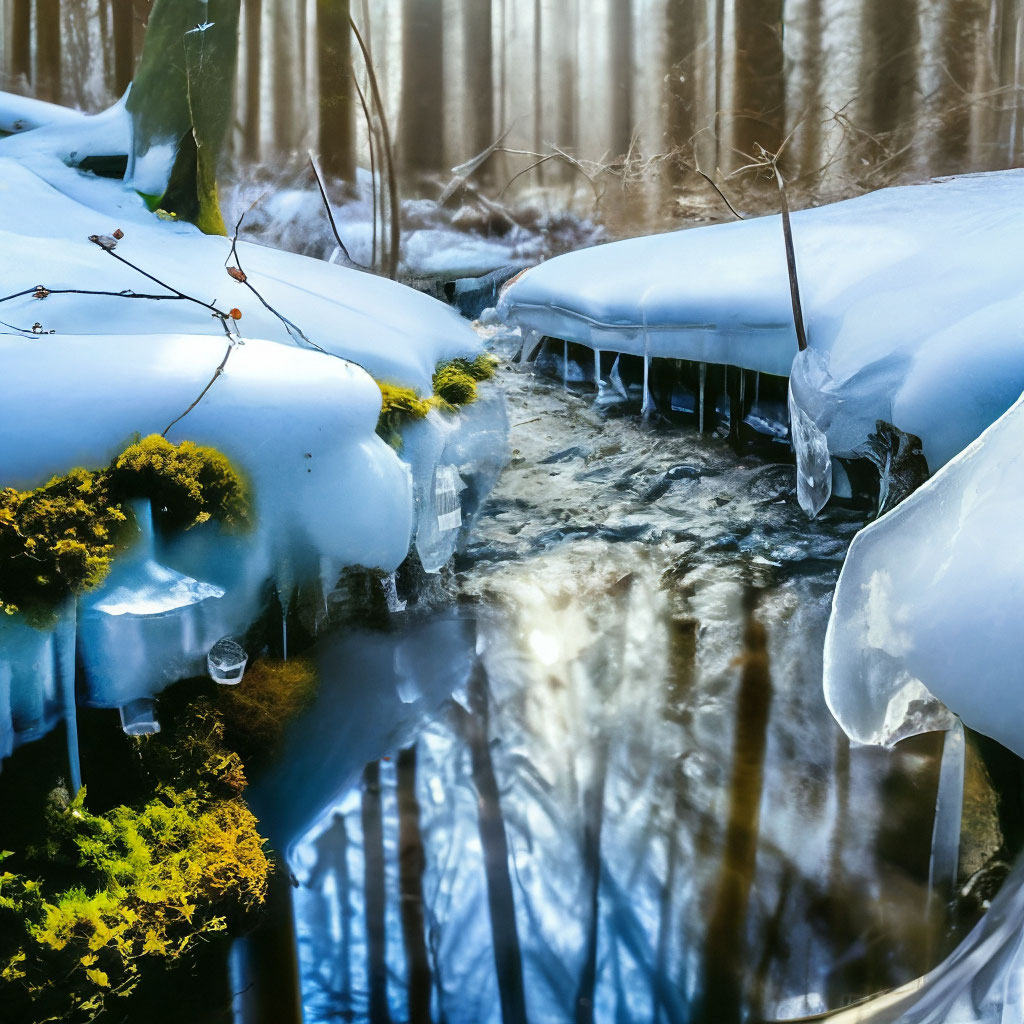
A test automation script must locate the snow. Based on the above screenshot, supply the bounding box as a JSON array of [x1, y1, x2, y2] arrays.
[[0, 91, 90, 134], [0, 121, 507, 762], [499, 170, 1024, 512], [823, 392, 1024, 757]]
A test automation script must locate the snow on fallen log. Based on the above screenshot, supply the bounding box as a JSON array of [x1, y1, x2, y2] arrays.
[[500, 170, 1024, 514]]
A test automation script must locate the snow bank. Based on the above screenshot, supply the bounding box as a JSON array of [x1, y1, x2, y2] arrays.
[[823, 393, 1024, 756], [0, 123, 507, 762], [499, 170, 1024, 512], [0, 155, 478, 393]]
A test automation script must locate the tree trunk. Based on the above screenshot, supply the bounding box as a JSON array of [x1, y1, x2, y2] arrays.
[[9, 0, 32, 87], [400, 0, 444, 178], [860, 0, 918, 150], [362, 760, 391, 1024], [664, 0, 698, 178], [318, 0, 356, 180], [112, 0, 136, 95], [396, 746, 432, 1024], [933, 0, 988, 172], [454, 661, 528, 1024], [696, 601, 773, 1024], [609, 0, 633, 157], [243, 0, 262, 161], [35, 0, 62, 104], [556, 0, 578, 154], [465, 0, 494, 161], [731, 0, 785, 168], [272, 0, 298, 155]]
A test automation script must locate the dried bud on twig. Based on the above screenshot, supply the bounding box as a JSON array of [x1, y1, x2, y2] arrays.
[[112, 228, 124, 240], [88, 234, 118, 251], [226, 266, 247, 283], [229, 308, 243, 321], [32, 286, 50, 299]]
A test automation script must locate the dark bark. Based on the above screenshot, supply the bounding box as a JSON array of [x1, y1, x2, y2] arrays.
[[112, 0, 136, 95], [453, 661, 528, 1024], [731, 0, 785, 165], [9, 0, 32, 86], [556, 0, 578, 153], [696, 599, 773, 1024], [934, 0, 988, 171], [362, 761, 392, 1024], [273, 0, 297, 155], [400, 0, 444, 176], [318, 0, 356, 180], [397, 746, 432, 1024], [861, 0, 919, 140], [664, 0, 697, 177], [465, 0, 494, 164], [243, 0, 262, 161], [609, 0, 634, 157], [35, 0, 62, 104]]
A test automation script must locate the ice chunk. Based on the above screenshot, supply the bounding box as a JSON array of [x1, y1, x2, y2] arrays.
[[119, 698, 161, 737], [78, 500, 230, 707], [824, 393, 1024, 757], [208, 638, 249, 685]]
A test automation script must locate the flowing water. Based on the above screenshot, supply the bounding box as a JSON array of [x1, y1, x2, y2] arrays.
[[252, 325, 1002, 1024]]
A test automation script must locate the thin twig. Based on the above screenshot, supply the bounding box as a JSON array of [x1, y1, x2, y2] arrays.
[[162, 340, 235, 437], [757, 146, 808, 353], [694, 167, 744, 220], [227, 213, 327, 353], [350, 17, 400, 279], [308, 150, 363, 267], [352, 74, 379, 271]]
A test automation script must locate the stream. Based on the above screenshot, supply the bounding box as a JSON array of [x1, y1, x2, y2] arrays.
[[252, 324, 1002, 1024]]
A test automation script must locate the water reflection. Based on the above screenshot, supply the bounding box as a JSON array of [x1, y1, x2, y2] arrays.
[[282, 567, 962, 1023]]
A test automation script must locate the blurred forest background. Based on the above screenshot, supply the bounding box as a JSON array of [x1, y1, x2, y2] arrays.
[[2, 0, 1023, 212]]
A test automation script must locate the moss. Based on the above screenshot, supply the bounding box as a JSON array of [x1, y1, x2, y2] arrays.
[[375, 353, 498, 449], [218, 658, 319, 765], [375, 382, 437, 450], [1, 780, 268, 1022], [0, 470, 129, 627], [107, 434, 249, 533], [432, 353, 499, 407], [0, 436, 249, 628]]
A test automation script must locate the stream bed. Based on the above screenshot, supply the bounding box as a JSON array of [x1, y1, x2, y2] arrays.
[[268, 324, 1002, 1024]]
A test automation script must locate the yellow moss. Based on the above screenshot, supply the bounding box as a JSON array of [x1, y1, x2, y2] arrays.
[[375, 354, 498, 448], [0, 437, 250, 627], [219, 658, 319, 763], [108, 434, 249, 533]]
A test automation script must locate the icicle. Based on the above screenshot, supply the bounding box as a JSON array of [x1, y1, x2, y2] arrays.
[[698, 362, 708, 434], [594, 348, 602, 389], [641, 311, 653, 418], [56, 596, 81, 794], [382, 572, 407, 614], [754, 371, 761, 406], [610, 355, 628, 400], [563, 339, 569, 391], [277, 558, 295, 662], [739, 369, 747, 412], [928, 720, 965, 904]]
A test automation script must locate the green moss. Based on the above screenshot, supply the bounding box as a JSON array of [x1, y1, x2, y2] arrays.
[[218, 658, 319, 766], [0, 436, 249, 628], [108, 434, 249, 534], [374, 354, 499, 449], [432, 353, 499, 407], [375, 382, 437, 450], [0, 695, 271, 1023], [0, 470, 129, 628]]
